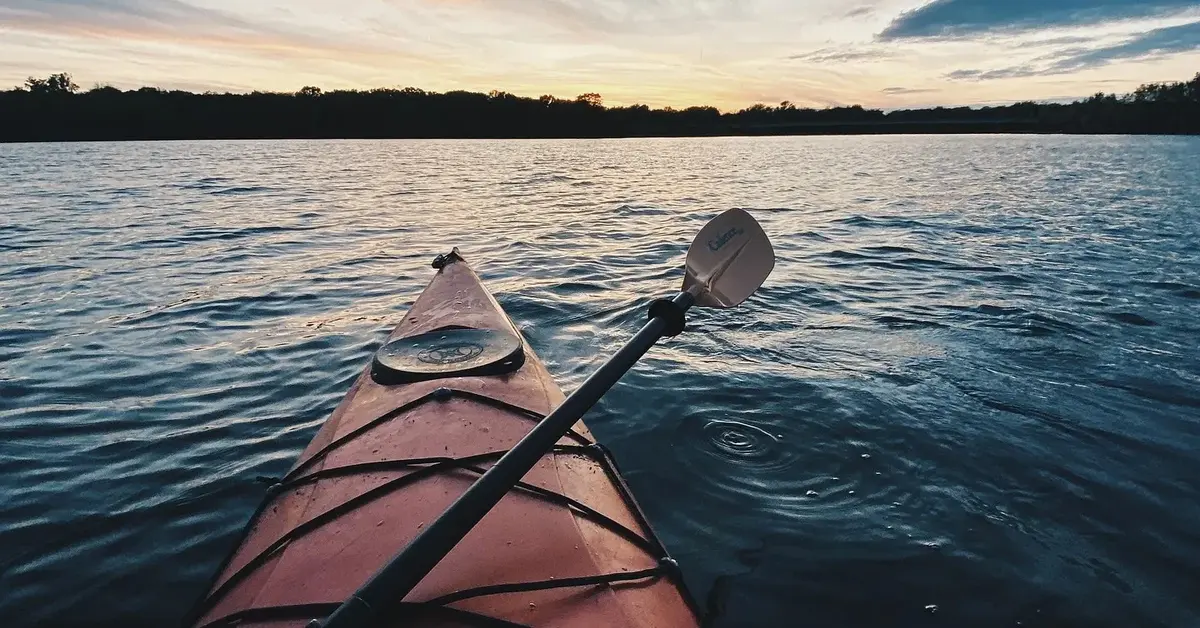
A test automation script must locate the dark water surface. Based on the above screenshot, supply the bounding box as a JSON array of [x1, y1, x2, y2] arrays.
[[2, 136, 1199, 627]]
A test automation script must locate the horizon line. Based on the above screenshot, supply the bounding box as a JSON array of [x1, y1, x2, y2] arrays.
[[11, 71, 1147, 114]]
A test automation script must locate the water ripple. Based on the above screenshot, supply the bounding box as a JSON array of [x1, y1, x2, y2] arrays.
[[1, 136, 1199, 628], [697, 419, 788, 470]]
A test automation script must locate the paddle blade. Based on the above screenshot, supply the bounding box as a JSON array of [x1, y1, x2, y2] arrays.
[[683, 208, 775, 308]]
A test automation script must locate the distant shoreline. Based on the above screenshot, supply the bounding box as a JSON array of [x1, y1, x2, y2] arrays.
[[3, 72, 1197, 142], [4, 127, 1197, 144]]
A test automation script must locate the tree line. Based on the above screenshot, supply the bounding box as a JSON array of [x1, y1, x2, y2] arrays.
[[1, 71, 1198, 142]]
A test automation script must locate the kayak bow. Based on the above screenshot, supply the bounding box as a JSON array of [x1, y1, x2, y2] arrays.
[[185, 249, 702, 628]]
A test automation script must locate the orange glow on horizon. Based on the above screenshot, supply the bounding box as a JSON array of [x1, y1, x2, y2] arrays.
[[2, 0, 1198, 112]]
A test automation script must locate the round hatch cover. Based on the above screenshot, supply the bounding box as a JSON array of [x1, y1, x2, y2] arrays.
[[371, 327, 524, 384]]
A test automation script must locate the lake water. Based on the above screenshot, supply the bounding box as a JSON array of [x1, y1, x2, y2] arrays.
[[1, 136, 1199, 627]]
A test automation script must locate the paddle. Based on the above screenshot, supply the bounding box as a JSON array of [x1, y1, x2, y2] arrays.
[[316, 208, 775, 628]]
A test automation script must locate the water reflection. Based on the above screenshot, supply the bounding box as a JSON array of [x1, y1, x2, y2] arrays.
[[1, 136, 1198, 627]]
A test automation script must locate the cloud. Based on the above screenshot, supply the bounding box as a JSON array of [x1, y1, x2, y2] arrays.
[[415, 0, 622, 36], [0, 0, 267, 38], [1050, 19, 1200, 68], [788, 46, 891, 63], [1019, 35, 1098, 47], [0, 0, 438, 66], [945, 19, 1200, 79], [409, 0, 749, 39], [881, 86, 936, 94], [2, 0, 1196, 110], [945, 67, 1038, 81], [879, 0, 1200, 40]]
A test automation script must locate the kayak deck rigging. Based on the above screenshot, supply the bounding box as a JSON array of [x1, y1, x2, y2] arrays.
[[185, 252, 700, 628], [192, 443, 680, 628], [188, 398, 680, 627]]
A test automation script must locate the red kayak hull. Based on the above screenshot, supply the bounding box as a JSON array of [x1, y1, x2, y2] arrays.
[[187, 253, 700, 627]]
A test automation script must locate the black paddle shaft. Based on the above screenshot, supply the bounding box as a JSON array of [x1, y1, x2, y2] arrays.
[[317, 291, 695, 628]]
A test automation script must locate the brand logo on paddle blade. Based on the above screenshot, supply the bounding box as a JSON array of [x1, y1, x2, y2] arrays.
[[708, 227, 744, 252]]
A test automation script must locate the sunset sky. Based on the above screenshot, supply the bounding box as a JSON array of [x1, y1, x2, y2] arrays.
[[1, 0, 1198, 110]]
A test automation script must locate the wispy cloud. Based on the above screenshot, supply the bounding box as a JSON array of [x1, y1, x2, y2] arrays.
[[946, 19, 1200, 80], [1, 0, 1199, 109], [879, 0, 1200, 40], [407, 0, 622, 38], [1054, 19, 1200, 68], [788, 46, 891, 63], [0, 0, 438, 64], [1017, 35, 1099, 48], [881, 86, 936, 94], [946, 68, 1037, 81], [406, 0, 750, 39], [2, 0, 274, 41]]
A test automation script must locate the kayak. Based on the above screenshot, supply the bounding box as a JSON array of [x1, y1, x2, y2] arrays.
[[185, 249, 702, 628]]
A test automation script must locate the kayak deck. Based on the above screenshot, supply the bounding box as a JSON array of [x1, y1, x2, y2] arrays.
[[186, 251, 700, 627]]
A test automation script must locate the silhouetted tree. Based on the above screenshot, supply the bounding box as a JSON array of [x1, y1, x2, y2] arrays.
[[575, 93, 603, 107], [1, 70, 1198, 142], [25, 72, 78, 95]]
